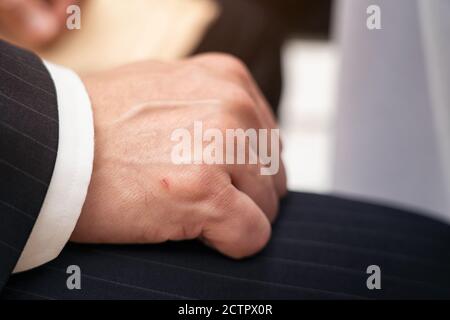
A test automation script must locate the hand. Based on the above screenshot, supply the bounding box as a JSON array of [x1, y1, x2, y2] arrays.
[[0, 0, 76, 48], [72, 54, 287, 259]]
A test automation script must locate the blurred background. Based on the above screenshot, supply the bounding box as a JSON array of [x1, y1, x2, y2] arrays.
[[1, 0, 448, 221]]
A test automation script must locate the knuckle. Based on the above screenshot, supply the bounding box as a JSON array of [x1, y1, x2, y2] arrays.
[[202, 185, 237, 225], [186, 167, 227, 201], [201, 53, 250, 78], [206, 182, 235, 212], [220, 84, 256, 115], [181, 63, 207, 76], [212, 106, 240, 130], [228, 84, 255, 107], [217, 54, 246, 70]]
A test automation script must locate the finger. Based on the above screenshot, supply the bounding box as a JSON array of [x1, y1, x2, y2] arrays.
[[231, 103, 286, 198], [228, 161, 279, 223], [189, 53, 278, 131], [263, 128, 287, 197], [234, 79, 287, 197], [275, 158, 288, 197], [222, 112, 286, 198], [216, 110, 278, 221], [228, 100, 286, 198], [189, 54, 287, 196], [0, 0, 59, 46], [201, 185, 272, 259]]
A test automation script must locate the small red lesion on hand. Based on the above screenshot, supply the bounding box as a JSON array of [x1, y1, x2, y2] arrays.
[[160, 178, 170, 190]]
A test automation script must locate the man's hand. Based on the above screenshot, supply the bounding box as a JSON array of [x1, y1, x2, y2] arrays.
[[0, 0, 76, 48], [72, 54, 287, 259]]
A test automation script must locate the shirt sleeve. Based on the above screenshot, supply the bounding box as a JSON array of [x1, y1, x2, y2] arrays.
[[13, 61, 94, 273]]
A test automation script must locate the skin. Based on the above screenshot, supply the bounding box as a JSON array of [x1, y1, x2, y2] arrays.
[[0, 0, 77, 48], [74, 54, 287, 259], [0, 0, 288, 258]]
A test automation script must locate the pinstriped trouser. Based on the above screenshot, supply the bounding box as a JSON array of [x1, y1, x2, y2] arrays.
[[3, 192, 450, 300]]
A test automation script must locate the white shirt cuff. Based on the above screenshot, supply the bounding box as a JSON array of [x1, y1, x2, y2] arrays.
[[13, 61, 94, 273]]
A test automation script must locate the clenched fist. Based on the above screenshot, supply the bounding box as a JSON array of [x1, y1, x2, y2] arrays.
[[72, 54, 287, 259]]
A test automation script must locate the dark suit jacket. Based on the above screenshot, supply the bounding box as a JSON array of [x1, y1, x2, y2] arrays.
[[0, 40, 58, 290], [1, 40, 450, 300]]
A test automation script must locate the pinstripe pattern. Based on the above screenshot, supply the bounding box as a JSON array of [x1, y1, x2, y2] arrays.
[[0, 40, 58, 291], [3, 192, 450, 300], [0, 34, 448, 299]]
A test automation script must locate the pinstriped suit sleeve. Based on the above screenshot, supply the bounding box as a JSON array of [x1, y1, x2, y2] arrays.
[[13, 61, 94, 273], [0, 40, 59, 289], [0, 40, 94, 289]]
